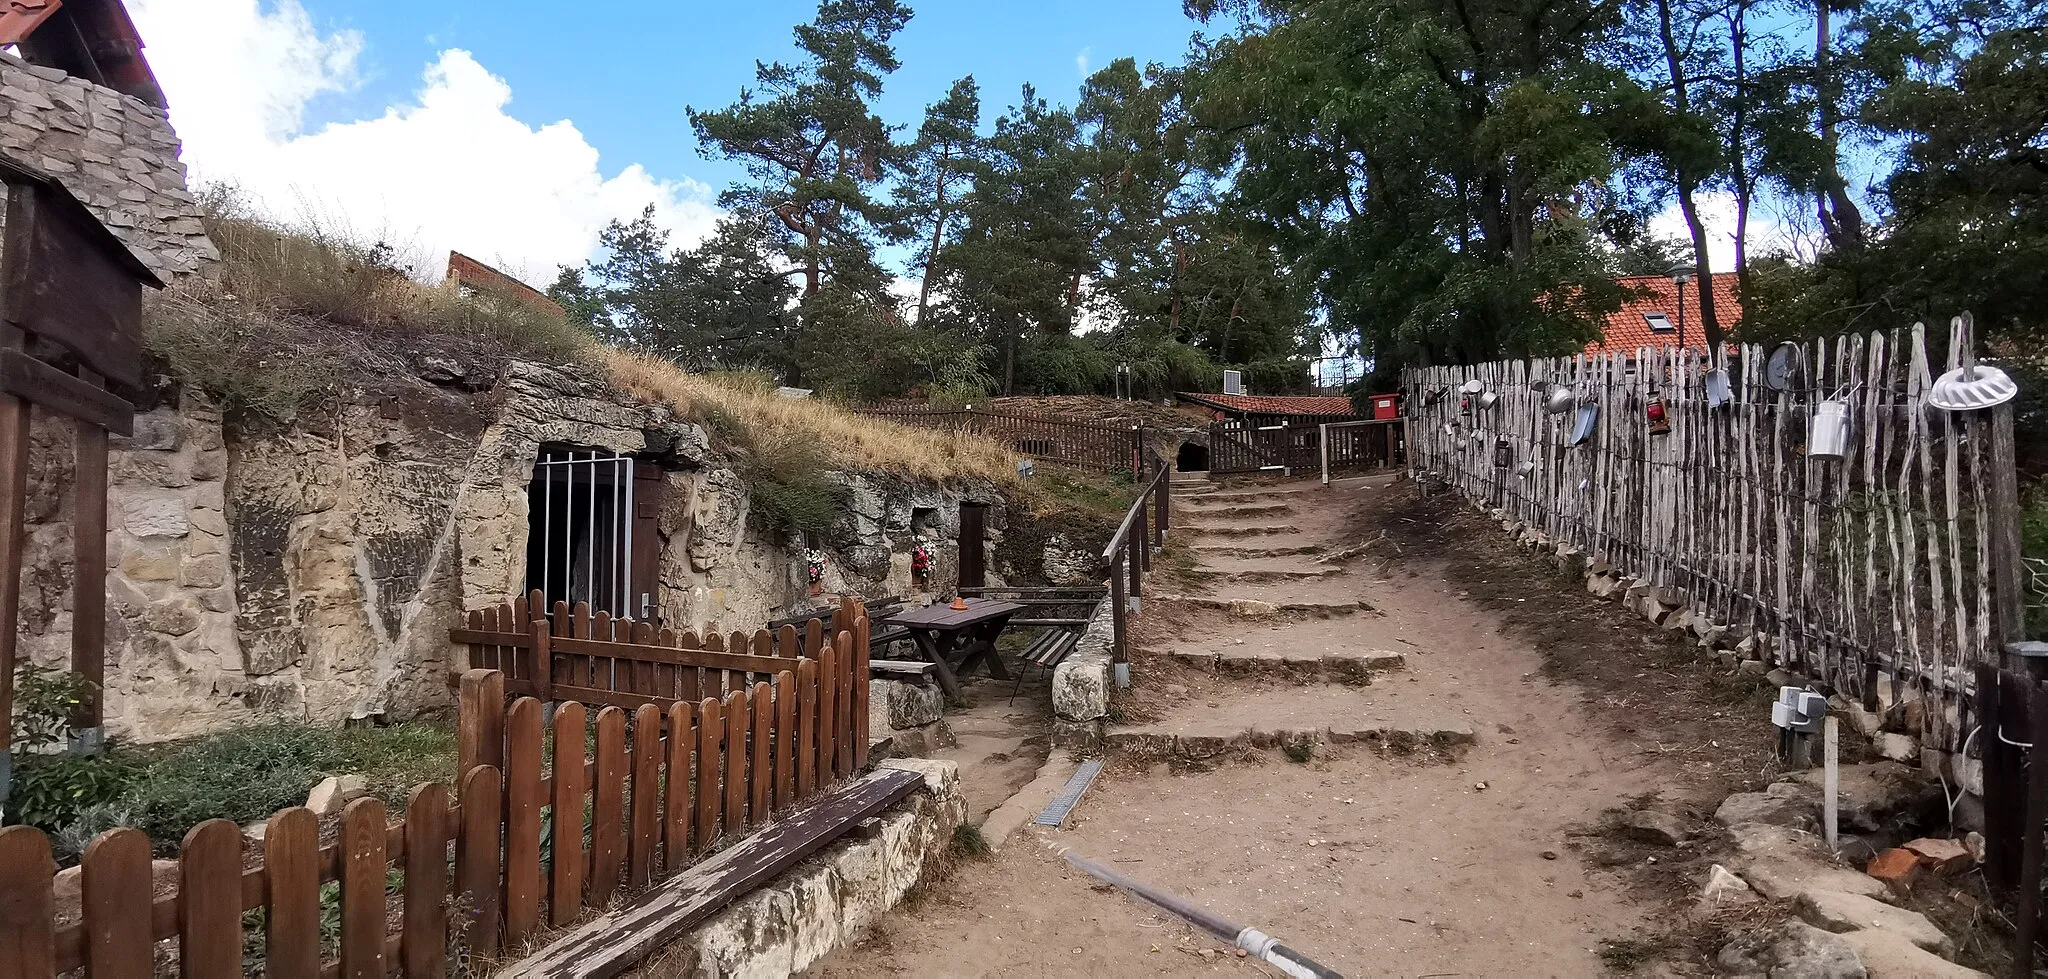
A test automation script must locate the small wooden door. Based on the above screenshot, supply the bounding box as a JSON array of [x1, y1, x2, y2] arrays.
[[958, 503, 987, 590], [631, 461, 663, 623]]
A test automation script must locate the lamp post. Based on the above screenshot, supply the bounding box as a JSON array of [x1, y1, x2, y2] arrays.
[[1668, 263, 1696, 351]]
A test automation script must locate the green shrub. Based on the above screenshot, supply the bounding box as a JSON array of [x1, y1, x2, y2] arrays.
[[741, 435, 850, 538], [10, 662, 94, 751], [8, 752, 142, 836]]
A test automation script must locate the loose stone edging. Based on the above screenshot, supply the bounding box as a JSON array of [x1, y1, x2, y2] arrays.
[[621, 758, 968, 977], [1051, 598, 1116, 748], [1190, 543, 1327, 559], [1184, 566, 1345, 584]]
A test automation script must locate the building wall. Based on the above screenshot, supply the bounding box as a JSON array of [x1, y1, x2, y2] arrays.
[[0, 50, 216, 279], [15, 360, 1006, 743]]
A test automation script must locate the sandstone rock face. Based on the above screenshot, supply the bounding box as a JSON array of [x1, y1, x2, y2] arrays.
[[0, 52, 218, 280], [20, 356, 1009, 742]]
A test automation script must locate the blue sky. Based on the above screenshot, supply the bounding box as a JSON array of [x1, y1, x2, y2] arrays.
[[309, 0, 1202, 190], [123, 1, 1208, 282]]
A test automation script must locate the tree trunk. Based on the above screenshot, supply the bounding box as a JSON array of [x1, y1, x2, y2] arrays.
[[1814, 0, 1864, 252], [1002, 334, 1016, 395], [1657, 0, 1725, 351], [916, 151, 951, 326], [1730, 0, 1754, 301]]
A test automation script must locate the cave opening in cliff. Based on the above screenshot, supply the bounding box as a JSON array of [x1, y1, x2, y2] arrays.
[[523, 445, 662, 622]]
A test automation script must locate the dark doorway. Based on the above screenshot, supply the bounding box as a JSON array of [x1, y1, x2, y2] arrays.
[[958, 503, 988, 590], [1175, 441, 1210, 473]]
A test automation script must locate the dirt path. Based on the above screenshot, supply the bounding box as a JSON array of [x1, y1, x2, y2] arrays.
[[815, 473, 1775, 977]]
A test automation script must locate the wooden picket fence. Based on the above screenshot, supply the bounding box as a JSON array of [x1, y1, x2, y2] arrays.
[[857, 405, 1146, 473], [451, 590, 871, 716], [0, 608, 871, 976], [1404, 322, 2026, 756]]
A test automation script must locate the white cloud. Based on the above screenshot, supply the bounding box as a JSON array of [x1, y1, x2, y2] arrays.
[[1649, 190, 1817, 271], [129, 0, 719, 285], [1076, 47, 1091, 78]]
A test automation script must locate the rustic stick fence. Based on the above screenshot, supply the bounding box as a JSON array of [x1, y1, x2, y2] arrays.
[[1104, 450, 1172, 676], [857, 406, 1145, 473], [1404, 323, 2026, 757], [0, 605, 870, 976]]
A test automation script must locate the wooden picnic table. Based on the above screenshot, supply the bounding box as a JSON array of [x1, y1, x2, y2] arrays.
[[883, 598, 1024, 706]]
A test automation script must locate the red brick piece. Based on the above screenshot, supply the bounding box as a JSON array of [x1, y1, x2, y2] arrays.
[[1867, 847, 1925, 892]]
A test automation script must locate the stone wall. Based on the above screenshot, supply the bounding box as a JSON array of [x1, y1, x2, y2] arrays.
[[0, 51, 217, 280], [17, 359, 1007, 742]]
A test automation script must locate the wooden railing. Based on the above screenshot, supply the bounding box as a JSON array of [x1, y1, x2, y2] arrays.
[[858, 406, 1146, 473], [0, 612, 870, 976], [1102, 451, 1172, 673]]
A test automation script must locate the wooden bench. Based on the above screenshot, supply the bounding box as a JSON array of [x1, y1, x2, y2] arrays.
[[869, 659, 938, 681], [1011, 626, 1084, 703]]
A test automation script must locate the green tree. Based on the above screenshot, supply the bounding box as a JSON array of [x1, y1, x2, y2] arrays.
[[890, 76, 983, 326], [1183, 0, 1634, 371]]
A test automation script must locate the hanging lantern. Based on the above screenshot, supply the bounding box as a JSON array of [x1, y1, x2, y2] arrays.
[[1493, 438, 1513, 468], [1645, 396, 1672, 437], [1808, 400, 1851, 460]]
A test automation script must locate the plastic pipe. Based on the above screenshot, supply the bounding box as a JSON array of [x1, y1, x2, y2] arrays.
[[1064, 854, 1344, 978]]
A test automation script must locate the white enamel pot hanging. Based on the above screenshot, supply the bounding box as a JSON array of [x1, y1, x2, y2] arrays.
[[1569, 402, 1599, 445], [1704, 368, 1732, 409]]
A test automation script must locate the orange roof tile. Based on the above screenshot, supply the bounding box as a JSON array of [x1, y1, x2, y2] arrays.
[[1590, 272, 1742, 354], [1175, 392, 1359, 417]]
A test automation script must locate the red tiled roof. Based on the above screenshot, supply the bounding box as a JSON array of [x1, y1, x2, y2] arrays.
[[1176, 392, 1358, 416], [1590, 272, 1742, 354], [446, 251, 567, 319]]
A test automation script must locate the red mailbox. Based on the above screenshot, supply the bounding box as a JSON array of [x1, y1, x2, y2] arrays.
[[1370, 393, 1401, 419]]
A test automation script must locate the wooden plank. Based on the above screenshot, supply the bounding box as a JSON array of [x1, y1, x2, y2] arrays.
[[496, 768, 927, 978], [458, 668, 506, 777], [805, 618, 823, 660], [696, 697, 724, 849], [631, 621, 658, 699], [0, 187, 147, 386], [775, 670, 796, 810], [0, 825, 55, 976], [402, 785, 450, 979], [835, 631, 856, 775], [339, 798, 388, 979], [818, 638, 839, 783], [264, 808, 323, 979], [493, 774, 921, 979], [531, 619, 555, 701], [81, 827, 151, 979], [749, 681, 772, 823], [662, 701, 693, 876], [550, 702, 588, 927], [778, 624, 799, 659], [590, 706, 627, 908], [854, 615, 871, 771], [628, 703, 662, 888], [504, 698, 545, 945], [178, 819, 243, 976], [457, 765, 503, 954], [723, 689, 747, 832], [797, 659, 818, 798], [547, 636, 814, 676]]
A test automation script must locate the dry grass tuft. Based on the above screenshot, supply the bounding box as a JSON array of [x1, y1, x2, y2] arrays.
[[598, 347, 1023, 486]]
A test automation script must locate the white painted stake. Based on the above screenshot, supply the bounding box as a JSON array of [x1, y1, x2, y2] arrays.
[[1824, 715, 1840, 852]]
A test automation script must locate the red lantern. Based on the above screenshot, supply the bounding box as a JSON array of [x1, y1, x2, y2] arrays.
[[1645, 396, 1671, 436]]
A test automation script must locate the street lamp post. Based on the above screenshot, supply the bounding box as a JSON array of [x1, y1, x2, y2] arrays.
[[1668, 263, 1697, 350]]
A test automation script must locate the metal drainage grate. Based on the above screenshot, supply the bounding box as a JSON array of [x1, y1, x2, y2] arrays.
[[1034, 759, 1104, 827]]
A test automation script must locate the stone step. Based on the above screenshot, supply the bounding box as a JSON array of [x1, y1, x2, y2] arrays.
[[1105, 722, 1475, 764], [1190, 543, 1327, 559], [1185, 566, 1345, 584], [1153, 595, 1373, 618], [1183, 525, 1298, 539], [1180, 503, 1295, 519]]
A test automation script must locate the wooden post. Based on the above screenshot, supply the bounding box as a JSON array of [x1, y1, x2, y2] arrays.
[[1987, 404, 2026, 660], [0, 385, 30, 768], [2016, 679, 2048, 978], [529, 619, 553, 701], [1109, 551, 1127, 667], [457, 669, 506, 777], [70, 390, 107, 739]]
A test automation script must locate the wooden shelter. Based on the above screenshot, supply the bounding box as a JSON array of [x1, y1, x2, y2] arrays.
[[0, 152, 161, 789]]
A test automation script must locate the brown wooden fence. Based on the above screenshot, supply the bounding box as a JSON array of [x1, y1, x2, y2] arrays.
[[858, 406, 1145, 473], [0, 608, 869, 976]]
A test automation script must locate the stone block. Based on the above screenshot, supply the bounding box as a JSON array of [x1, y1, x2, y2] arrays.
[[143, 599, 200, 637], [118, 545, 180, 582], [1716, 781, 1819, 831], [120, 493, 189, 538], [1797, 888, 1951, 955], [305, 774, 368, 816], [1699, 864, 1758, 909], [113, 413, 182, 451], [179, 554, 227, 589], [1901, 838, 1970, 874], [879, 680, 943, 729], [1877, 733, 1918, 763]]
